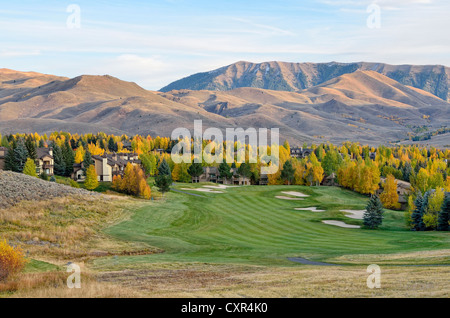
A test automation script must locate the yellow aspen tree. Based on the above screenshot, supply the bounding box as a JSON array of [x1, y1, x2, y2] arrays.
[[380, 174, 400, 209], [74, 146, 85, 164], [84, 165, 99, 190]]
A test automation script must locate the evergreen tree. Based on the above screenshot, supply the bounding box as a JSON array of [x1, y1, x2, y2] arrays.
[[62, 140, 75, 176], [281, 160, 295, 185], [38, 139, 45, 148], [4, 144, 16, 171], [53, 144, 66, 176], [155, 159, 172, 196], [363, 195, 384, 229], [13, 139, 29, 172], [411, 191, 426, 231], [237, 162, 252, 179], [187, 162, 203, 182], [23, 158, 37, 177], [82, 150, 93, 175], [108, 138, 118, 152], [218, 161, 232, 182], [401, 162, 412, 182], [437, 193, 450, 231], [25, 136, 37, 160]]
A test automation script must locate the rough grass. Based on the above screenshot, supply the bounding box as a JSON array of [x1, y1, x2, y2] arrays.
[[95, 263, 450, 298], [0, 195, 160, 262]]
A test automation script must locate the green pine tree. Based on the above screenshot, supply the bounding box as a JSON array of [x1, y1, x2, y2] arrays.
[[4, 142, 16, 171], [53, 144, 66, 176], [62, 140, 75, 177], [14, 139, 29, 172], [155, 159, 172, 196], [437, 193, 450, 231], [281, 160, 295, 185], [82, 150, 93, 175], [237, 162, 252, 180], [363, 195, 384, 229], [218, 161, 232, 181], [188, 162, 203, 182], [411, 191, 426, 231], [25, 136, 37, 160]]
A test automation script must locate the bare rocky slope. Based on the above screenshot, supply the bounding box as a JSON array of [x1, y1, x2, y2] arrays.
[[0, 170, 99, 208]]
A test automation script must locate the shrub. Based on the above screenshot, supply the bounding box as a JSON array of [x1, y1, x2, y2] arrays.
[[69, 179, 80, 188], [0, 240, 27, 282], [39, 172, 49, 181]]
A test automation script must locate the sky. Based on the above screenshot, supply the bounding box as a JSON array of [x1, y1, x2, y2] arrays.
[[0, 0, 449, 90]]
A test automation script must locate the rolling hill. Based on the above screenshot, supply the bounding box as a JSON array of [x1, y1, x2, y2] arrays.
[[1, 66, 449, 146]]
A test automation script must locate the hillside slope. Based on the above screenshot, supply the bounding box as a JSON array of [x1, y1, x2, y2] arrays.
[[1, 68, 449, 146]]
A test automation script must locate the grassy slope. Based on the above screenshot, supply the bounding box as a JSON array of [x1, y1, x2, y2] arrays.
[[95, 185, 449, 269]]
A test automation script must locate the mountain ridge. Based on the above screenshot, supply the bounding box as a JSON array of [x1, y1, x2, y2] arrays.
[[160, 61, 450, 102]]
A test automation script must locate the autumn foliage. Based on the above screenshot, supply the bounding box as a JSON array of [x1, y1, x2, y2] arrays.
[[0, 240, 27, 282], [112, 163, 151, 199]]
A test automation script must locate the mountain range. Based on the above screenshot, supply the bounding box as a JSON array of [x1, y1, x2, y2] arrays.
[[1, 61, 450, 146]]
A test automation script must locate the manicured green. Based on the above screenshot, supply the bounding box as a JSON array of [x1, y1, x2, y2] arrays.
[[96, 185, 450, 268], [24, 259, 61, 273]]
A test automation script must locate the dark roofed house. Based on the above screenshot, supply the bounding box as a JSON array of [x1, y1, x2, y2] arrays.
[[290, 147, 313, 158], [36, 147, 54, 176], [74, 151, 142, 182], [0, 147, 7, 170]]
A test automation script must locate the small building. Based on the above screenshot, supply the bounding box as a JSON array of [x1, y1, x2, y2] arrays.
[[73, 152, 141, 182], [0, 147, 6, 170], [290, 147, 313, 158], [378, 177, 412, 209], [259, 174, 269, 185], [36, 147, 54, 176], [193, 166, 250, 185]]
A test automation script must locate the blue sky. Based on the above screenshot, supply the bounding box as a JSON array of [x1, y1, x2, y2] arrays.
[[1, 0, 449, 90]]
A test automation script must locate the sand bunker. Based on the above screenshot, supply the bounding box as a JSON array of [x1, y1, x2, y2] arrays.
[[281, 191, 310, 198], [341, 210, 366, 220], [276, 196, 304, 201], [295, 207, 325, 212], [181, 188, 224, 193], [204, 185, 236, 189], [322, 220, 361, 229]]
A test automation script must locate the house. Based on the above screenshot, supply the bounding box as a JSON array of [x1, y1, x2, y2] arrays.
[[36, 147, 54, 176], [122, 141, 133, 151], [378, 177, 412, 209], [290, 147, 313, 158], [72, 152, 141, 182], [0, 147, 54, 175], [72, 163, 85, 182], [259, 174, 269, 185], [193, 166, 251, 185], [0, 147, 6, 170], [362, 151, 377, 160]]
